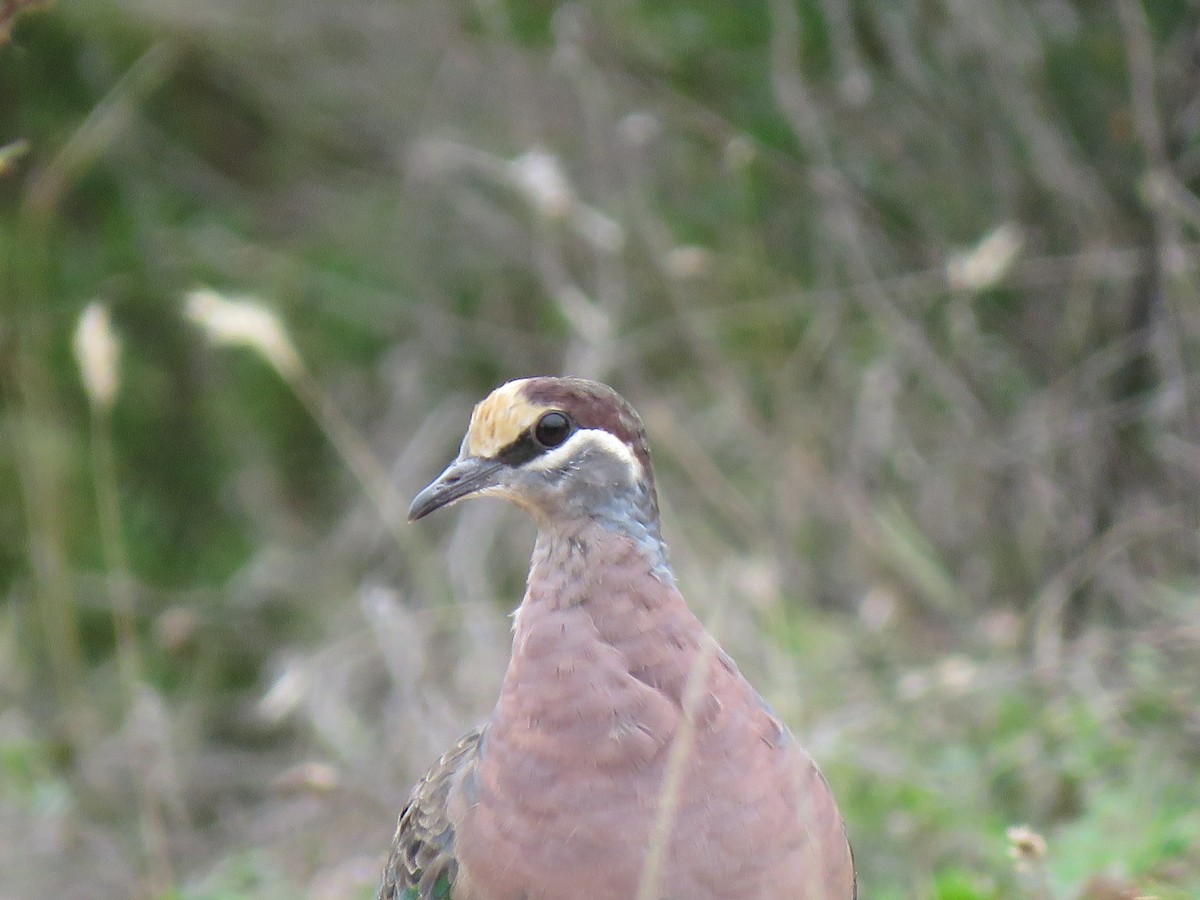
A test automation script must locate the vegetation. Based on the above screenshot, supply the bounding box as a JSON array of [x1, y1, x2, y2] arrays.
[[1, 0, 1198, 897]]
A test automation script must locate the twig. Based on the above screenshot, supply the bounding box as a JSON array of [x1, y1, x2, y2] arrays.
[[768, 0, 985, 429], [1116, 0, 1197, 440], [23, 43, 175, 222], [637, 615, 723, 900]]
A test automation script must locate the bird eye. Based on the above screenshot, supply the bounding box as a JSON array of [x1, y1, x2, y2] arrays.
[[533, 411, 572, 448]]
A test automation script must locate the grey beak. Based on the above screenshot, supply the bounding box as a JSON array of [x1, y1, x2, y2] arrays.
[[408, 456, 505, 521]]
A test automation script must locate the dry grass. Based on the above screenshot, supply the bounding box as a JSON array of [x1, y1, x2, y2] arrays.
[[1, 0, 1198, 897]]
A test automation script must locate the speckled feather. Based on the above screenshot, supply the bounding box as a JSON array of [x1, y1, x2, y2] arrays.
[[378, 729, 481, 900], [378, 378, 856, 900]]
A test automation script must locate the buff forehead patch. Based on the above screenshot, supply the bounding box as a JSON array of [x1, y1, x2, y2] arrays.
[[464, 379, 552, 458]]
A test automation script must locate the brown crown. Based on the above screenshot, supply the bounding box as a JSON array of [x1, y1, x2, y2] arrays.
[[465, 377, 653, 476]]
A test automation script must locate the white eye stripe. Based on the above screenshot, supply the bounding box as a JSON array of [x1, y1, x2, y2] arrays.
[[525, 428, 640, 476]]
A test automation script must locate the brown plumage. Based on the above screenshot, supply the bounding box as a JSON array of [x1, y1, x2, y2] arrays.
[[379, 377, 856, 900]]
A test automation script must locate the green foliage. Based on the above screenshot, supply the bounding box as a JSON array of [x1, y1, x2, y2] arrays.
[[929, 868, 1003, 900], [178, 851, 292, 900], [1, 0, 1198, 897]]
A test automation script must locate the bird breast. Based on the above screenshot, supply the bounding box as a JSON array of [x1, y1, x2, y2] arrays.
[[448, 521, 829, 899]]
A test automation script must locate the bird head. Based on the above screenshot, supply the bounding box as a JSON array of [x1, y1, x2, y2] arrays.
[[408, 377, 659, 529]]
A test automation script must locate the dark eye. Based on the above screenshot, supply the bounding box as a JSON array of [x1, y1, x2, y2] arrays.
[[533, 411, 572, 448]]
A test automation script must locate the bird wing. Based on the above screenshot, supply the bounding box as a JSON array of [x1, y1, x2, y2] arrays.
[[378, 727, 483, 900]]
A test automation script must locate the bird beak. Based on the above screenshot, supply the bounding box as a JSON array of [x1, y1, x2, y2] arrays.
[[408, 455, 505, 522]]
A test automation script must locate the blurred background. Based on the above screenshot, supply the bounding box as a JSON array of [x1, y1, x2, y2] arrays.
[[2, 1, 1199, 897]]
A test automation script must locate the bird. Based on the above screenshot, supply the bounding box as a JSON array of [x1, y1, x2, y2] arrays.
[[378, 376, 856, 900]]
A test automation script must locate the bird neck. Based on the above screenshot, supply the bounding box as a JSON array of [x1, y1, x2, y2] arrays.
[[490, 519, 707, 765], [534, 486, 673, 585]]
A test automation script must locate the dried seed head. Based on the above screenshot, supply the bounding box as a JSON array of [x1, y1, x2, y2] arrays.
[[510, 149, 574, 220], [185, 288, 301, 378], [947, 222, 1024, 292], [73, 302, 121, 411], [1006, 824, 1047, 865]]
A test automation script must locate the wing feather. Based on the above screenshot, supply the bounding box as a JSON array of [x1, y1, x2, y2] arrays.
[[377, 728, 483, 900]]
